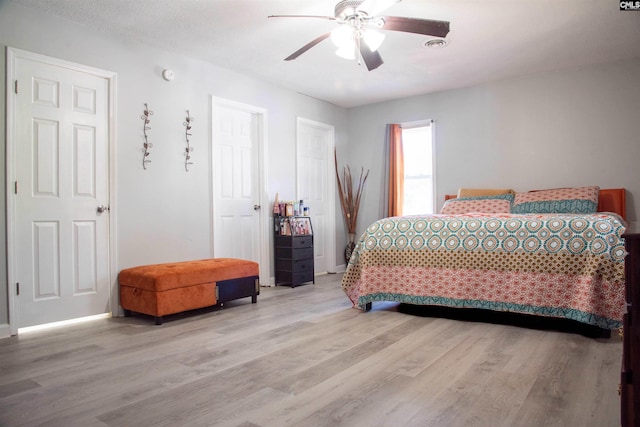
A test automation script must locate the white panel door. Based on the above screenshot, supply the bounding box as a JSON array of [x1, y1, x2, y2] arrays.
[[296, 118, 336, 274], [11, 51, 111, 329], [212, 101, 261, 264]]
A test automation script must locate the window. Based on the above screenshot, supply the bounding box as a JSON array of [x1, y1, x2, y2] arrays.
[[402, 123, 434, 215]]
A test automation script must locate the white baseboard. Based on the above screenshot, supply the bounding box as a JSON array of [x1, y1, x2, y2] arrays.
[[0, 323, 12, 339]]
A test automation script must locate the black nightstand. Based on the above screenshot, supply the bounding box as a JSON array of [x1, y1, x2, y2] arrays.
[[274, 216, 315, 287]]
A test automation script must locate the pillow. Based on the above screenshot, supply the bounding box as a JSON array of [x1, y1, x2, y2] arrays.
[[511, 186, 599, 214], [441, 193, 514, 215], [457, 188, 515, 198]]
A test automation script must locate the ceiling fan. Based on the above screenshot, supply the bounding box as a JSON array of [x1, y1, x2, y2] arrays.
[[268, 0, 450, 71]]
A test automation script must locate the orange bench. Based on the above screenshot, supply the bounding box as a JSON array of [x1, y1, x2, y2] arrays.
[[119, 258, 259, 325]]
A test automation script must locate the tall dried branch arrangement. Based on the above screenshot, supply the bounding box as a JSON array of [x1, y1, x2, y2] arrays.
[[334, 149, 369, 234]]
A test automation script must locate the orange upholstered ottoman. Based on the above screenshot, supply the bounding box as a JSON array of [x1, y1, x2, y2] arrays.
[[119, 258, 259, 324]]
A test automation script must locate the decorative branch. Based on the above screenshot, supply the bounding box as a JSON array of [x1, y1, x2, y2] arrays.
[[183, 110, 194, 171], [141, 103, 153, 169], [334, 149, 369, 235]]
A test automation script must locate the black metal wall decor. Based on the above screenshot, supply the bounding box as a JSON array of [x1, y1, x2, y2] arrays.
[[141, 103, 153, 169], [184, 110, 194, 171]]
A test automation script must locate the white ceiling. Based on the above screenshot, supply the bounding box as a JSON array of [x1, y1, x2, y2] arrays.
[[12, 0, 640, 108]]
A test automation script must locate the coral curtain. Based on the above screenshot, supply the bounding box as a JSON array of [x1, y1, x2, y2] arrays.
[[388, 123, 404, 217]]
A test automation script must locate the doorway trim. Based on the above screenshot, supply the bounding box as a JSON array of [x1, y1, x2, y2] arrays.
[[5, 47, 118, 335], [210, 96, 269, 285]]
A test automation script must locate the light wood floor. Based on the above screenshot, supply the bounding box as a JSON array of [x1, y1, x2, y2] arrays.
[[0, 273, 622, 427]]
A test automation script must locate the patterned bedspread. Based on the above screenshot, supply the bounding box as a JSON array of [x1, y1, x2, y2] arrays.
[[341, 213, 627, 329]]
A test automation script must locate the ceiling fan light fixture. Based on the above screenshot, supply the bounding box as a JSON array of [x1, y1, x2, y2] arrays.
[[330, 25, 354, 48], [362, 28, 385, 51], [373, 17, 385, 28], [335, 43, 357, 60]]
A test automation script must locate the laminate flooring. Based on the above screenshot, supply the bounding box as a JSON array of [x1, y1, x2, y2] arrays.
[[0, 273, 622, 426]]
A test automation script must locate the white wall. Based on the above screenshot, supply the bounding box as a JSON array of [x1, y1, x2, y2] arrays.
[[347, 58, 640, 236], [0, 1, 348, 329]]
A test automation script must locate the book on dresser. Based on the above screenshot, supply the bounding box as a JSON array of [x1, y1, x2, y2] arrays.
[[274, 216, 315, 287]]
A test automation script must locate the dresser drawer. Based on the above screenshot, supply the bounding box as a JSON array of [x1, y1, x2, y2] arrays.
[[275, 247, 313, 260], [276, 258, 314, 272], [275, 235, 313, 249], [275, 269, 314, 286]]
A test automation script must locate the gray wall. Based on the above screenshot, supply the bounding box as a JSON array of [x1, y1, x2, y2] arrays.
[[0, 1, 348, 332], [347, 58, 640, 236]]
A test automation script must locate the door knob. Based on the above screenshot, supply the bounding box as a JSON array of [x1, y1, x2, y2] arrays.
[[97, 205, 110, 213], [253, 205, 261, 211]]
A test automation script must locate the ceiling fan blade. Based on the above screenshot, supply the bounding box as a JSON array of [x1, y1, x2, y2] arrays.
[[381, 16, 450, 38], [357, 0, 401, 17], [268, 15, 336, 21], [284, 33, 331, 61], [359, 43, 384, 71]]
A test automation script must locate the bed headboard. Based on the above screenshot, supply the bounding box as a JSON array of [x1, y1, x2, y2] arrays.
[[444, 188, 626, 221], [598, 188, 626, 220]]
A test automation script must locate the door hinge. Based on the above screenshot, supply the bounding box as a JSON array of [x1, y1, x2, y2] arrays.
[[14, 80, 18, 94], [16, 282, 19, 296]]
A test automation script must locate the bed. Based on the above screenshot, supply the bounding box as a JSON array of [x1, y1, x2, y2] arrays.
[[341, 187, 627, 330]]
